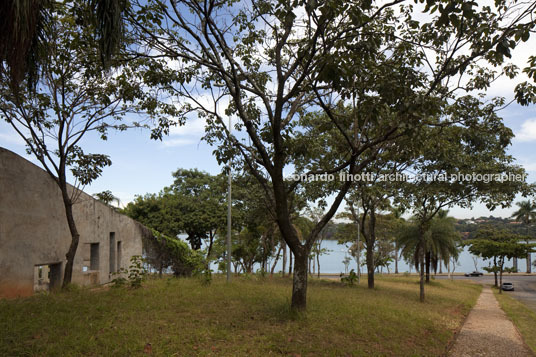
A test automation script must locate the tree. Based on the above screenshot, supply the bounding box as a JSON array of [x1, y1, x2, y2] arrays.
[[0, 2, 170, 287], [396, 99, 531, 301], [427, 211, 461, 279], [168, 169, 227, 252], [342, 156, 410, 288], [397, 213, 460, 281], [128, 0, 536, 310], [390, 207, 406, 275], [93, 190, 121, 208], [123, 169, 228, 269], [0, 0, 126, 89], [467, 228, 533, 293], [511, 200, 536, 273]]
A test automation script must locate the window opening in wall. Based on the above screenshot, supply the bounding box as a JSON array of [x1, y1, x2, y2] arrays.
[[117, 241, 122, 271], [109, 232, 116, 274], [33, 262, 62, 292], [90, 243, 99, 270]]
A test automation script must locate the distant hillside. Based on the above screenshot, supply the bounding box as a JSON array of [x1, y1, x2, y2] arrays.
[[455, 216, 536, 240]]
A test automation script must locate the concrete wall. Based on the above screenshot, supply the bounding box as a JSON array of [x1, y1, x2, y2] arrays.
[[0, 147, 146, 298]]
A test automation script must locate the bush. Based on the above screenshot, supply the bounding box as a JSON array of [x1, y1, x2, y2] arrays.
[[128, 255, 147, 288], [144, 230, 205, 277], [340, 269, 358, 286], [111, 255, 147, 289]]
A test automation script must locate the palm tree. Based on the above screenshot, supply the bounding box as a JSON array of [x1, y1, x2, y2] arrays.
[[428, 211, 461, 279], [93, 190, 121, 208], [0, 0, 125, 89], [511, 200, 536, 273], [397, 210, 461, 282]]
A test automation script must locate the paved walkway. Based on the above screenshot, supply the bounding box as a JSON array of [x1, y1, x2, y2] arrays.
[[449, 286, 534, 356]]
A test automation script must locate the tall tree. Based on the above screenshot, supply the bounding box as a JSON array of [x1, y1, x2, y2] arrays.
[[127, 0, 536, 310], [397, 98, 531, 302], [168, 169, 227, 251], [0, 2, 171, 287], [511, 200, 536, 273]]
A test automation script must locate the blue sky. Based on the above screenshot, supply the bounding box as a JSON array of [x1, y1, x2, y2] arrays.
[[2, 98, 535, 220]]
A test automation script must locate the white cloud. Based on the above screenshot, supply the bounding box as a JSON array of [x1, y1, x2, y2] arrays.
[[168, 116, 206, 136], [161, 137, 198, 147], [517, 160, 536, 172], [515, 119, 536, 142], [160, 95, 234, 148], [0, 132, 26, 146]]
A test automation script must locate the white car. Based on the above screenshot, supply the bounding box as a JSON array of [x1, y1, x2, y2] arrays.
[[501, 282, 514, 291]]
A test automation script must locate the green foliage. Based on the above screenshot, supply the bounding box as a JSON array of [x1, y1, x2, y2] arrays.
[[93, 190, 120, 207], [127, 255, 147, 289], [467, 228, 532, 261], [199, 268, 212, 286], [126, 0, 536, 310], [397, 212, 461, 271], [111, 255, 147, 289], [149, 230, 205, 277], [512, 201, 536, 225], [504, 267, 518, 274], [110, 275, 127, 288], [466, 227, 534, 289], [340, 269, 358, 286], [483, 266, 499, 274], [122, 168, 230, 251]]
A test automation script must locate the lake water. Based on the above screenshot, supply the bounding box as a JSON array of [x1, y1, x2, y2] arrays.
[[216, 239, 534, 275]]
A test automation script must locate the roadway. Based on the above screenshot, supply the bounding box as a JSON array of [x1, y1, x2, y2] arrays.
[[437, 274, 536, 312]]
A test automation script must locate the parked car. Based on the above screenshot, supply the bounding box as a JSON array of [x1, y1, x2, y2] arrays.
[[501, 282, 514, 291], [464, 271, 484, 277]]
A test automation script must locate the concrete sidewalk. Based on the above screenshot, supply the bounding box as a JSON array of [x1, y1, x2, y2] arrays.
[[449, 286, 534, 356]]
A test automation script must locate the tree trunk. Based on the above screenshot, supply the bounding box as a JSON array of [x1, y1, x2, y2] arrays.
[[289, 251, 293, 275], [527, 253, 532, 274], [291, 252, 308, 310], [418, 223, 427, 302], [513, 257, 518, 271], [366, 243, 374, 289], [419, 246, 425, 302], [493, 257, 498, 287], [499, 259, 504, 294], [394, 243, 399, 274], [61, 188, 80, 288], [270, 244, 282, 276], [317, 242, 321, 278], [206, 231, 215, 271], [282, 243, 287, 276], [425, 251, 431, 283], [362, 205, 376, 289]]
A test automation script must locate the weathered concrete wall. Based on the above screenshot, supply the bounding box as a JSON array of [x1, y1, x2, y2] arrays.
[[0, 147, 145, 298]]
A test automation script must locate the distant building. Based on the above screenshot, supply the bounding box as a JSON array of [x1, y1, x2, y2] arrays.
[[0, 147, 150, 298]]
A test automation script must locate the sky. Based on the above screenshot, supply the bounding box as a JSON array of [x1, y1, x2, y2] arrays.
[[1, 8, 536, 220]]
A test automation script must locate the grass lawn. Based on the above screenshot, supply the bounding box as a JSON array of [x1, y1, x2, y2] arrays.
[[493, 289, 536, 353], [0, 275, 480, 356]]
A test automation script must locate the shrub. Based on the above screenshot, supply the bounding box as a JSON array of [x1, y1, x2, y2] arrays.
[[340, 269, 358, 286], [144, 230, 205, 277], [111, 255, 147, 289]]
